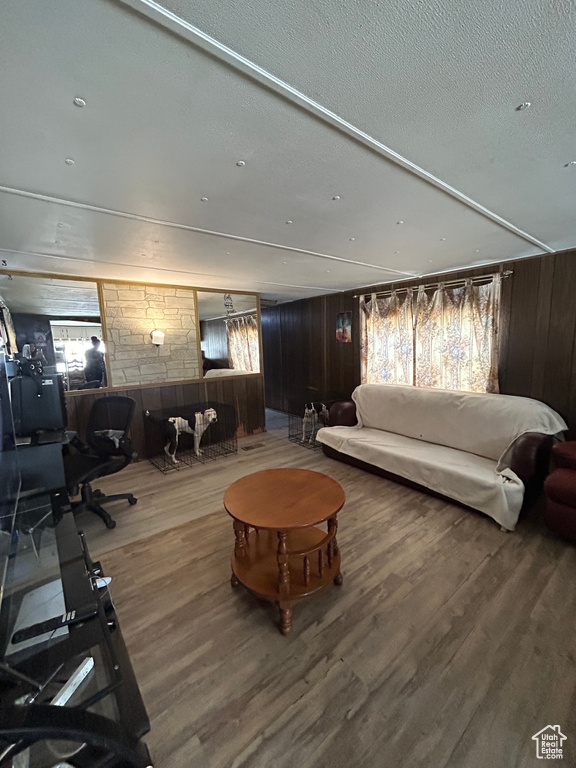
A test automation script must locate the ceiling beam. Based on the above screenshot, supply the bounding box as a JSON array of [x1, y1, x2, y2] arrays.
[[116, 0, 554, 255]]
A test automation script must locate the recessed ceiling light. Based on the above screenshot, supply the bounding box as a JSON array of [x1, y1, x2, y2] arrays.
[[396, 220, 404, 225], [54, 240, 60, 244], [565, 161, 576, 167], [394, 251, 400, 254], [428, 259, 433, 263], [225, 252, 231, 256], [65, 158, 75, 165], [282, 261, 287, 264], [201, 197, 208, 202], [440, 237, 446, 241], [516, 101, 531, 111], [326, 270, 330, 273], [286, 220, 293, 224], [73, 97, 87, 107], [332, 195, 341, 201], [57, 222, 64, 228], [236, 160, 246, 167], [474, 249, 480, 253]]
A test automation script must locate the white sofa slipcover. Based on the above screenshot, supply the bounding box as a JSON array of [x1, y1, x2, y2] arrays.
[[317, 384, 567, 530]]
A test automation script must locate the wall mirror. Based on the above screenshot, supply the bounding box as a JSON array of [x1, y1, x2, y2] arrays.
[[0, 274, 107, 391], [197, 291, 261, 377]]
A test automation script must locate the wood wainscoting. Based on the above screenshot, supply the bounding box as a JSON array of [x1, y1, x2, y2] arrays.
[[65, 375, 266, 458]]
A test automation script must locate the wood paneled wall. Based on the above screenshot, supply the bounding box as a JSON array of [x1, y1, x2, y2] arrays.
[[200, 318, 228, 367], [262, 249, 576, 434], [66, 375, 266, 459]]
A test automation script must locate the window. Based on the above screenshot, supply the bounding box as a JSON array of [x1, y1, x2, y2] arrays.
[[361, 274, 501, 393]]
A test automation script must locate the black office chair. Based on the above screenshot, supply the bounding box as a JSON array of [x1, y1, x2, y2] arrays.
[[63, 396, 138, 529]]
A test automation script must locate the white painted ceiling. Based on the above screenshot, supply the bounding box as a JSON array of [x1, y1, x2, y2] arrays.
[[0, 275, 100, 317], [197, 292, 257, 321], [0, 0, 574, 303]]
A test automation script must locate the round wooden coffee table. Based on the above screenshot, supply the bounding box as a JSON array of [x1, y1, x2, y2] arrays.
[[224, 468, 345, 635]]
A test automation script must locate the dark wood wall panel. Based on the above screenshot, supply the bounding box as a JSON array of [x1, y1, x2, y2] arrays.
[[500, 257, 542, 397], [530, 257, 556, 402], [262, 249, 576, 434], [200, 319, 228, 366], [261, 309, 283, 411], [325, 293, 360, 402], [262, 297, 326, 414], [65, 375, 265, 459], [542, 253, 576, 420]]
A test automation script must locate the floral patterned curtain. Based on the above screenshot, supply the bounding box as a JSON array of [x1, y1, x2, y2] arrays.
[[360, 290, 414, 385], [415, 275, 500, 393], [226, 315, 260, 372], [360, 275, 501, 393]]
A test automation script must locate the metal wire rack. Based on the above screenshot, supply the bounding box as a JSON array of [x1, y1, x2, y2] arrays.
[[144, 401, 238, 473]]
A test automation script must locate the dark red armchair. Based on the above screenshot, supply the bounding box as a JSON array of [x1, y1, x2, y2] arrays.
[[544, 442, 576, 542]]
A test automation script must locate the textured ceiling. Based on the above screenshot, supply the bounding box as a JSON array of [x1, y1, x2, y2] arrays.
[[0, 0, 573, 302]]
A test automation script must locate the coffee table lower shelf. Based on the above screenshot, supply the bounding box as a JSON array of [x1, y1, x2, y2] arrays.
[[231, 526, 342, 635]]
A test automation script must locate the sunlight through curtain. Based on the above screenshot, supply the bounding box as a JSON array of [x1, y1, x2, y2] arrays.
[[415, 276, 500, 393], [226, 315, 260, 372], [361, 275, 501, 393], [360, 290, 414, 385]]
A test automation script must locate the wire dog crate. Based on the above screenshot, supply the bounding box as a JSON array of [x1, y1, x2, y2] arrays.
[[144, 401, 238, 473], [288, 403, 330, 451]]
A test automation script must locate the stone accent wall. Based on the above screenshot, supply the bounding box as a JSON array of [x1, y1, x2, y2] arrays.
[[102, 282, 200, 386]]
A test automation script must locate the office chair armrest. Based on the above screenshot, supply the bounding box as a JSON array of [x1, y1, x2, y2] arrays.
[[68, 432, 92, 454], [118, 436, 136, 459]]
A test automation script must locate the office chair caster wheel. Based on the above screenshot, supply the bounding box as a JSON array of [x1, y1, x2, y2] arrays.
[[128, 497, 137, 505], [106, 519, 117, 530]]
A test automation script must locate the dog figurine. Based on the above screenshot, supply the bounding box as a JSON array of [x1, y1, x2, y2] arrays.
[[146, 408, 218, 464]]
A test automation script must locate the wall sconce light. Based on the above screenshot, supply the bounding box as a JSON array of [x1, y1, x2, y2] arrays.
[[150, 330, 165, 347]]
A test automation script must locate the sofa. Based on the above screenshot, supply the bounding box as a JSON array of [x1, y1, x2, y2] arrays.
[[316, 384, 567, 530]]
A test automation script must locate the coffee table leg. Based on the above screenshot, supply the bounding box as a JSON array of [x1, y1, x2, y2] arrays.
[[279, 602, 293, 635], [231, 573, 240, 587], [233, 519, 247, 558], [334, 571, 343, 586], [277, 531, 290, 593]]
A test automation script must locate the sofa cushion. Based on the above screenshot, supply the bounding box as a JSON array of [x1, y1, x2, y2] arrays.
[[317, 425, 525, 530], [352, 384, 567, 462]]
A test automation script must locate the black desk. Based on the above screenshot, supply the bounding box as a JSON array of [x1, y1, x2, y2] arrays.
[[0, 453, 152, 767], [16, 442, 66, 495]]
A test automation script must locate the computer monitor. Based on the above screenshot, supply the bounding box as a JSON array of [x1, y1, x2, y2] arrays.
[[9, 373, 67, 437]]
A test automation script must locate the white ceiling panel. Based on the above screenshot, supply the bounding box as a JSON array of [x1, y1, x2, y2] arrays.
[[197, 292, 257, 321], [0, 193, 407, 294], [0, 275, 99, 316], [0, 191, 538, 295], [0, 0, 571, 303]]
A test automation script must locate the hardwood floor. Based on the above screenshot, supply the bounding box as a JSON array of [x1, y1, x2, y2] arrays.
[[84, 413, 576, 768]]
